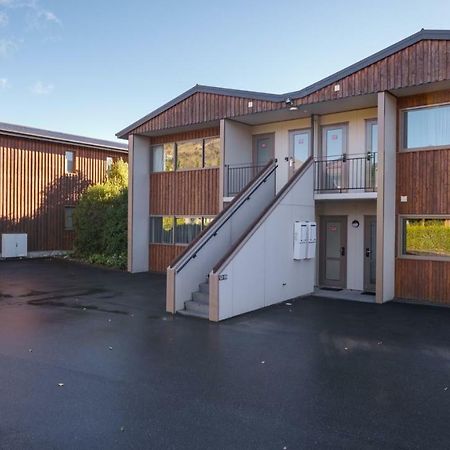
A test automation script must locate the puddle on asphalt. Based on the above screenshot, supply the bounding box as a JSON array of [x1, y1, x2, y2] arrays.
[[147, 314, 174, 321], [27, 298, 129, 315]]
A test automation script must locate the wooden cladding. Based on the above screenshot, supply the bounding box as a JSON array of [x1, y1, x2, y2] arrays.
[[150, 168, 219, 216], [149, 244, 185, 273], [0, 135, 127, 252], [395, 259, 450, 305], [296, 40, 450, 106], [133, 92, 282, 135], [397, 149, 450, 215], [397, 89, 450, 109], [150, 127, 220, 145]]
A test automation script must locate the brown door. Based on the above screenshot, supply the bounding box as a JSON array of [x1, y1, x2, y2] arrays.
[[364, 216, 377, 292], [253, 133, 274, 167], [319, 216, 347, 288]]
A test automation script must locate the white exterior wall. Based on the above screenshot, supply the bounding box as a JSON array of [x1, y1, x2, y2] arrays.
[[128, 135, 150, 273], [315, 200, 377, 290], [319, 108, 377, 156], [172, 169, 276, 312], [252, 118, 311, 192], [216, 165, 315, 320], [249, 108, 377, 193], [223, 119, 253, 166]]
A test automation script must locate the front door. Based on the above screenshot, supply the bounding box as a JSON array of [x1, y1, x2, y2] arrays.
[[253, 133, 274, 167], [364, 216, 377, 292], [319, 216, 347, 288], [321, 124, 348, 191], [289, 129, 311, 178]]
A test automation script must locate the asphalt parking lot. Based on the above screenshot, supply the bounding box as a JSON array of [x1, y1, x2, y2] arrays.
[[0, 258, 449, 449]]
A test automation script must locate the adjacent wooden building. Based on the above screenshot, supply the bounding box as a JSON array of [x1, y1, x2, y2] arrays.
[[0, 123, 128, 256]]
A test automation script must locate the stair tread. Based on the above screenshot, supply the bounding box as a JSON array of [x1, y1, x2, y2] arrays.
[[178, 309, 209, 319], [192, 290, 209, 304]]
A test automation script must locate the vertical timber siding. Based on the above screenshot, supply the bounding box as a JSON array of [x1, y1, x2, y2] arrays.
[[150, 168, 219, 216], [149, 244, 185, 273], [0, 135, 127, 252], [395, 90, 450, 305]]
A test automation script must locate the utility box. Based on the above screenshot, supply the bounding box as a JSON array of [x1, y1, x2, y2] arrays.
[[306, 222, 317, 259], [1, 234, 28, 258], [293, 221, 308, 260]]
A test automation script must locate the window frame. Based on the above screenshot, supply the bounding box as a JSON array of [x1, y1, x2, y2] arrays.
[[106, 156, 113, 172], [149, 215, 175, 245], [64, 206, 75, 231], [400, 102, 450, 152], [320, 122, 349, 158], [365, 119, 378, 153], [150, 136, 220, 173], [65, 150, 75, 174], [398, 214, 450, 261]]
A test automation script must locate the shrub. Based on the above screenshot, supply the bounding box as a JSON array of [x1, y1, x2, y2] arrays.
[[73, 159, 128, 268]]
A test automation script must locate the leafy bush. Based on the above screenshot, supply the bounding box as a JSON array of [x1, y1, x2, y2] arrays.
[[73, 159, 128, 268]]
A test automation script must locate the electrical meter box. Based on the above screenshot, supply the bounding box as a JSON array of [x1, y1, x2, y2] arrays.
[[1, 233, 27, 258], [294, 221, 317, 260], [293, 221, 308, 260], [306, 222, 317, 259]]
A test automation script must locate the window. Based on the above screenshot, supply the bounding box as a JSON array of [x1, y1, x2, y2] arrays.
[[65, 151, 75, 173], [322, 124, 347, 157], [403, 104, 450, 150], [175, 217, 202, 244], [106, 157, 113, 172], [149, 215, 213, 244], [149, 216, 174, 244], [64, 207, 74, 230], [401, 217, 450, 259], [151, 143, 174, 172], [290, 129, 311, 170], [366, 120, 378, 153], [176, 140, 203, 170], [204, 138, 220, 168], [150, 138, 220, 172]]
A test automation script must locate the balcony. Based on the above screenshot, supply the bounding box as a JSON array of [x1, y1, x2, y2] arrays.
[[314, 152, 377, 196], [224, 163, 266, 197]]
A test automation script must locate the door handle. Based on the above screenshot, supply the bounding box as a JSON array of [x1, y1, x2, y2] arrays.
[[341, 247, 345, 256], [365, 248, 371, 257]]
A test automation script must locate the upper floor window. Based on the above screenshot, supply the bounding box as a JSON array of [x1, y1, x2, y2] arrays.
[[106, 156, 113, 172], [403, 104, 450, 150], [366, 120, 378, 153], [64, 207, 75, 230], [176, 140, 203, 170], [150, 137, 220, 172], [65, 151, 75, 173], [152, 143, 175, 172]]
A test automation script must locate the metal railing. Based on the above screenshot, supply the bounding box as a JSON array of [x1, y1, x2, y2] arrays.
[[314, 152, 377, 192], [225, 163, 266, 196]]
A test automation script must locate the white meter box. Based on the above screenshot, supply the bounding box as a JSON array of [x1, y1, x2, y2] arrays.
[[1, 233, 27, 258], [293, 222, 316, 260]]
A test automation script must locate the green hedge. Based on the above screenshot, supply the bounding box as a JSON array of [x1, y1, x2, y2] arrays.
[[406, 222, 450, 256], [73, 159, 128, 268]]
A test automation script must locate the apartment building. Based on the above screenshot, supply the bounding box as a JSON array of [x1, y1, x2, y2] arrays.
[[0, 122, 128, 257], [118, 29, 450, 320]]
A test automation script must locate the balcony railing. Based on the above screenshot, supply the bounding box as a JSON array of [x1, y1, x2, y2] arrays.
[[224, 163, 266, 197], [314, 152, 378, 193]]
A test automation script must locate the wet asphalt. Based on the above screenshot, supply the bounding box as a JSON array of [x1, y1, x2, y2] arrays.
[[0, 258, 449, 449]]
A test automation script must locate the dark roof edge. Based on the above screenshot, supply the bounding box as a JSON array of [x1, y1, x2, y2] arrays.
[[0, 122, 128, 152], [117, 29, 450, 138], [286, 29, 450, 99]]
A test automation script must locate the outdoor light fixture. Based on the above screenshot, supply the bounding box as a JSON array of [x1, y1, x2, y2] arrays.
[[285, 97, 298, 111], [352, 220, 360, 228]]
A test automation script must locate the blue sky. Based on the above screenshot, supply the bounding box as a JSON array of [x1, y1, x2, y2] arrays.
[[0, 0, 449, 142]]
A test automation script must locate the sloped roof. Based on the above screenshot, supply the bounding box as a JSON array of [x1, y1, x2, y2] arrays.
[[117, 29, 450, 138], [0, 122, 128, 152]]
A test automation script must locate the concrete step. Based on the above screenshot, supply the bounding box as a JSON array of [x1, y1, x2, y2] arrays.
[[184, 300, 209, 318], [199, 282, 209, 294], [192, 290, 209, 304], [178, 308, 209, 320]]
